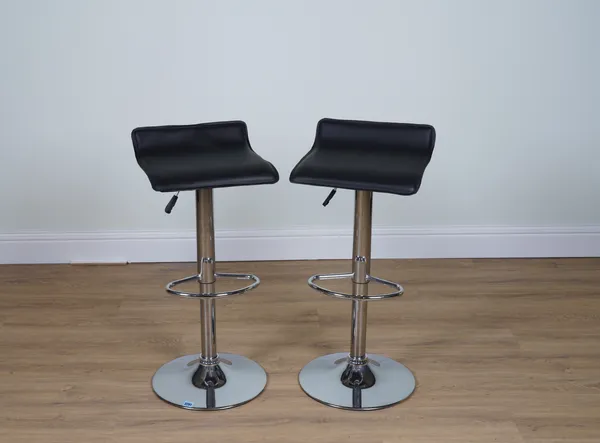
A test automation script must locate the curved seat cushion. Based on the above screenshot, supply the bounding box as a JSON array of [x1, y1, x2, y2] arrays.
[[290, 118, 435, 196], [131, 121, 279, 192]]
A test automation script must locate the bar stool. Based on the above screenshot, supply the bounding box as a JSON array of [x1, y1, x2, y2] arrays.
[[131, 121, 279, 410], [290, 118, 436, 410]]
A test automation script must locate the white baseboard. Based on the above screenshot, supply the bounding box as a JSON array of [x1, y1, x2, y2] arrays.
[[0, 226, 599, 264]]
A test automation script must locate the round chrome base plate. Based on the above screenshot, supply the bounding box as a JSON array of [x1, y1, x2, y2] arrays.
[[152, 353, 267, 410], [298, 352, 415, 410]]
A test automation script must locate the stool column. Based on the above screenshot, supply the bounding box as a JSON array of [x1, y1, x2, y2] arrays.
[[152, 186, 267, 409], [196, 189, 217, 363], [298, 188, 415, 409], [350, 190, 372, 362]]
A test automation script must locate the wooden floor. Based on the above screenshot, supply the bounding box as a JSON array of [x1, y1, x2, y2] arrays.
[[1, 259, 599, 442]]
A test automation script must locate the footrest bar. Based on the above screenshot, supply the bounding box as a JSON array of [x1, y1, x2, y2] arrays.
[[166, 272, 260, 298], [308, 272, 403, 300]]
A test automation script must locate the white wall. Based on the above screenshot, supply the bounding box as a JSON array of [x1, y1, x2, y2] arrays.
[[1, 0, 599, 263]]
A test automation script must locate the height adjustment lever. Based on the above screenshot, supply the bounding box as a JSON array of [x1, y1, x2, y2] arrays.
[[165, 192, 180, 214], [322, 188, 337, 207]]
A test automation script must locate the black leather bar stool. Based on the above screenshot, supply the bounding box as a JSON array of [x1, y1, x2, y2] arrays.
[[131, 121, 279, 410], [290, 118, 436, 410]]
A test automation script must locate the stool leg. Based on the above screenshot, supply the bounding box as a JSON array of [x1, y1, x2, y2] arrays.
[[342, 192, 376, 391], [192, 190, 226, 391], [342, 192, 376, 393], [298, 190, 416, 410], [196, 189, 218, 362], [349, 190, 372, 362], [350, 300, 368, 361], [199, 299, 217, 361], [151, 188, 267, 410]]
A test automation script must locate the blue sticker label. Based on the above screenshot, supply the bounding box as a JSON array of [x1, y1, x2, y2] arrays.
[[183, 401, 194, 407]]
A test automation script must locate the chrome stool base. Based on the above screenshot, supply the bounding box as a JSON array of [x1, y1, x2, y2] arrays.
[[299, 353, 415, 411], [152, 353, 267, 410]]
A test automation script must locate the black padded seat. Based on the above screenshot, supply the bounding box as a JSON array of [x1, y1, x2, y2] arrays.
[[132, 121, 279, 192], [290, 118, 435, 196]]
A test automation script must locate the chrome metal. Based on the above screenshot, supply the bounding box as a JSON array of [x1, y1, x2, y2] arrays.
[[334, 355, 380, 367], [352, 191, 373, 281], [307, 273, 403, 300], [154, 188, 265, 411], [187, 357, 232, 367], [196, 189, 216, 280], [200, 298, 217, 362], [153, 353, 267, 410], [348, 354, 368, 365], [192, 360, 226, 390], [334, 356, 347, 365], [341, 359, 375, 389], [196, 189, 217, 362], [166, 272, 260, 298], [368, 275, 405, 291], [306, 190, 403, 298], [299, 190, 414, 410], [368, 357, 380, 367], [311, 272, 353, 281], [350, 301, 368, 361], [298, 353, 416, 410], [347, 191, 371, 388], [166, 189, 260, 299]]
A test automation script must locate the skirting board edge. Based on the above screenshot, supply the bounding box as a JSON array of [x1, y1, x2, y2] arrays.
[[1, 226, 599, 264]]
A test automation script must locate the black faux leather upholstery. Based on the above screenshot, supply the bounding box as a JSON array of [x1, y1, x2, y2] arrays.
[[132, 121, 279, 192], [290, 118, 436, 196]]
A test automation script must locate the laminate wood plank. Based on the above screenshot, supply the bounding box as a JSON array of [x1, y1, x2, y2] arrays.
[[1, 259, 599, 442]]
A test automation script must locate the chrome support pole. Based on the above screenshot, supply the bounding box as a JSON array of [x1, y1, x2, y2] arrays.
[[196, 189, 217, 363], [350, 190, 373, 362], [151, 188, 267, 410], [298, 189, 416, 409]]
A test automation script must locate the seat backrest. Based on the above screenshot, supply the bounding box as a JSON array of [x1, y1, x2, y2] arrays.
[[131, 120, 250, 160], [316, 118, 435, 155]]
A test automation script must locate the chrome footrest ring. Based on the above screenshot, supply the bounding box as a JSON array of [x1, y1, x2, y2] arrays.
[[307, 272, 403, 300], [166, 272, 260, 298]]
